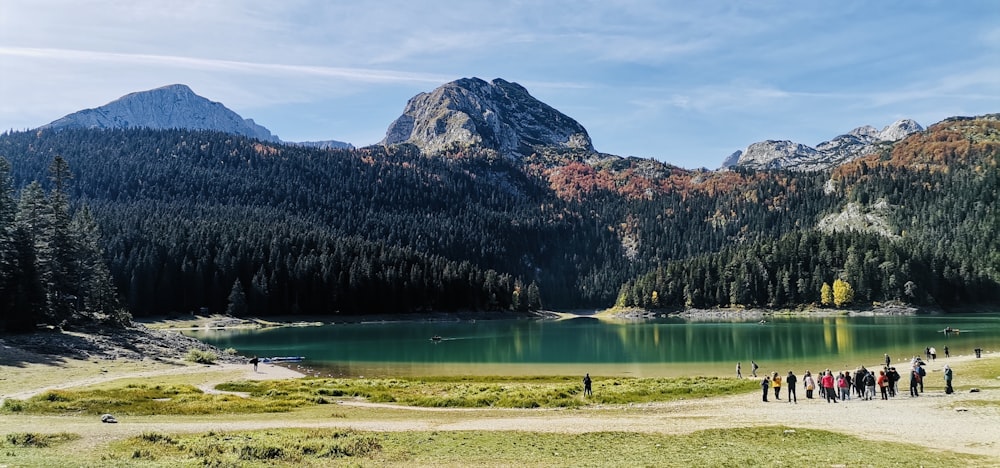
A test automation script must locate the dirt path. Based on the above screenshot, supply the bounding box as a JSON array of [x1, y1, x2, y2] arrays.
[[0, 362, 304, 404]]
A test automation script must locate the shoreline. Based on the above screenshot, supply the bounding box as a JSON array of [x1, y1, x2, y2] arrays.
[[599, 302, 928, 321], [135, 302, 950, 332], [138, 309, 561, 331]]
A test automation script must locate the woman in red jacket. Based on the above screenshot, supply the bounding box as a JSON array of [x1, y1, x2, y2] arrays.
[[821, 369, 837, 403]]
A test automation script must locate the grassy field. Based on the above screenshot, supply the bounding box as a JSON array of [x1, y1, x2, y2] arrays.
[[1, 425, 992, 467], [1, 356, 998, 467]]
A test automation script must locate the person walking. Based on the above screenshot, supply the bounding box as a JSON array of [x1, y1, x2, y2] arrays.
[[884, 353, 891, 367], [930, 346, 937, 360], [785, 371, 798, 403], [249, 356, 259, 372], [944, 346, 950, 358], [761, 375, 770, 402], [737, 362, 742, 379], [583, 373, 593, 397], [771, 371, 782, 400], [751, 360, 759, 378]]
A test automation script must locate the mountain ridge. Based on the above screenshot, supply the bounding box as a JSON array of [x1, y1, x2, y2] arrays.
[[723, 119, 924, 171], [39, 84, 352, 149]]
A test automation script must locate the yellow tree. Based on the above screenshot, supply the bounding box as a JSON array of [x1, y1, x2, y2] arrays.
[[820, 282, 833, 306], [833, 279, 855, 307]]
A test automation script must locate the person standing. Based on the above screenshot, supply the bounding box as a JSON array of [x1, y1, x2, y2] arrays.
[[888, 367, 900, 397], [918, 364, 926, 393], [761, 375, 770, 402], [944, 346, 950, 358], [249, 356, 259, 373], [837, 372, 850, 401], [583, 373, 593, 397], [909, 366, 920, 397], [771, 372, 782, 400], [822, 370, 836, 403], [930, 346, 937, 360], [877, 370, 888, 400], [803, 371, 815, 399], [737, 362, 742, 379], [751, 360, 759, 378], [884, 353, 891, 368], [944, 365, 954, 394], [785, 371, 798, 403], [863, 369, 876, 400]]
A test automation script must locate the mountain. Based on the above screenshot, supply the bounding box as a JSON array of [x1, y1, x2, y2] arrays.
[[41, 84, 282, 142], [723, 119, 923, 171], [381, 77, 594, 158], [292, 140, 354, 150]]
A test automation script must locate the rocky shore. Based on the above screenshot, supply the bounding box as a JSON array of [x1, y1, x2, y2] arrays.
[[0, 323, 243, 364]]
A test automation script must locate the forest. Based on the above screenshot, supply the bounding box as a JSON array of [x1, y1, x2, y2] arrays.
[[1, 115, 998, 328]]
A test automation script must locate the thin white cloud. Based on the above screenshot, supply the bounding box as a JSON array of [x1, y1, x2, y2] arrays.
[[0, 46, 454, 85]]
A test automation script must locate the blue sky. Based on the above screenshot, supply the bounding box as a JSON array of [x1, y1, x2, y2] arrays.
[[1, 1, 998, 169]]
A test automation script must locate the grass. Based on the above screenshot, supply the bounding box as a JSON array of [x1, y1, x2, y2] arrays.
[[55, 426, 992, 467], [2, 376, 758, 416], [102, 429, 382, 467], [1, 383, 305, 416], [2, 432, 79, 448], [217, 375, 759, 409]]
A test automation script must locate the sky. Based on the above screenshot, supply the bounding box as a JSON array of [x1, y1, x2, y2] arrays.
[[1, 1, 999, 169]]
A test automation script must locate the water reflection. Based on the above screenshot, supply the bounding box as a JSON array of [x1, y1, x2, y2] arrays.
[[185, 314, 1000, 378]]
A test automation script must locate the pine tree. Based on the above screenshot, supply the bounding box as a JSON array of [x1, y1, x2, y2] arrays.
[[227, 279, 248, 316]]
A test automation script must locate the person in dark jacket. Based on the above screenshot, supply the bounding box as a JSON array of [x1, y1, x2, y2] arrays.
[[944, 365, 954, 394], [909, 366, 920, 397], [785, 371, 797, 403], [760, 376, 770, 402]]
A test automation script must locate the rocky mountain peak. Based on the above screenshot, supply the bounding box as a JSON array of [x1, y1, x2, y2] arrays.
[[381, 77, 594, 158], [723, 118, 924, 171], [41, 84, 281, 142]]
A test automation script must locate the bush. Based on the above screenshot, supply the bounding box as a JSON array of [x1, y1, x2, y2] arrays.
[[185, 348, 217, 364]]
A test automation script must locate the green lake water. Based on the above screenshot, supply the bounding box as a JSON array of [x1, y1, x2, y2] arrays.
[[185, 313, 1000, 378]]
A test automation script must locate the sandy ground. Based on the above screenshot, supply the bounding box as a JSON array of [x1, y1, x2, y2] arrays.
[[1, 335, 998, 459]]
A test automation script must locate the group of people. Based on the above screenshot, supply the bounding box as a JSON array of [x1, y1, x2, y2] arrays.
[[751, 352, 955, 403]]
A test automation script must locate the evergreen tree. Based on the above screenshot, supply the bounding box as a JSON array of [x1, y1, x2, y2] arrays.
[[227, 279, 248, 316]]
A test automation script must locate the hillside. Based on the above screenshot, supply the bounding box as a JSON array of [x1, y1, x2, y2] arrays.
[[2, 78, 999, 321]]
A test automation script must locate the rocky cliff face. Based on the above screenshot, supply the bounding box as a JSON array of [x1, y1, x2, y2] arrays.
[[382, 77, 594, 158], [723, 119, 924, 171], [42, 84, 282, 142]]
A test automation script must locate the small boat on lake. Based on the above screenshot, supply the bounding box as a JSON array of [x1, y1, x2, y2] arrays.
[[431, 335, 442, 341], [942, 327, 960, 334]]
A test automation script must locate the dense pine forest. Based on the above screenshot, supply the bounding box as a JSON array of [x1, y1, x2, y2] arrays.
[[1, 115, 998, 327]]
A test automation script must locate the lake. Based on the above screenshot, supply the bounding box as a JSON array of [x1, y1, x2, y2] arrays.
[[185, 313, 1000, 378]]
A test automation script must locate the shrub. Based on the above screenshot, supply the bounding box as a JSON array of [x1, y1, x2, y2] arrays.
[[185, 348, 217, 364]]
